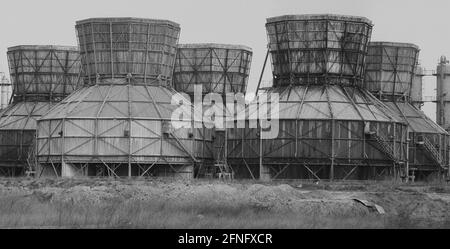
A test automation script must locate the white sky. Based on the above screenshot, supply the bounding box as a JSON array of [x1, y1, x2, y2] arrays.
[[0, 0, 448, 120]]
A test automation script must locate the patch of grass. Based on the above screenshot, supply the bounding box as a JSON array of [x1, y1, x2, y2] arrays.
[[0, 194, 444, 229]]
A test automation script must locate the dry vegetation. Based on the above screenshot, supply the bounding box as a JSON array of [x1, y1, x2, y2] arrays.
[[0, 178, 449, 229]]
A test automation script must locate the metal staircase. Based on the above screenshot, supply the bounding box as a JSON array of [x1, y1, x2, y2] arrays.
[[25, 139, 37, 177], [417, 136, 445, 169], [207, 131, 233, 179], [366, 132, 398, 163], [214, 160, 233, 180]]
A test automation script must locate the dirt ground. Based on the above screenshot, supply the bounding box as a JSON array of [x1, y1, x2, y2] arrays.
[[0, 178, 449, 228]]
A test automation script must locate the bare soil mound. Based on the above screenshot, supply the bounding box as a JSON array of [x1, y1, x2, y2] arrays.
[[0, 178, 449, 227]]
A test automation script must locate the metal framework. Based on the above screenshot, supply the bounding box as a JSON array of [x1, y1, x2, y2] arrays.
[[224, 14, 415, 181], [383, 100, 449, 180], [0, 102, 56, 175], [172, 43, 253, 179], [7, 45, 82, 102], [36, 18, 214, 178], [365, 42, 419, 101], [36, 84, 214, 178], [76, 18, 180, 87], [173, 43, 252, 97], [365, 42, 449, 181], [265, 14, 373, 87], [227, 85, 409, 180], [0, 45, 82, 177]]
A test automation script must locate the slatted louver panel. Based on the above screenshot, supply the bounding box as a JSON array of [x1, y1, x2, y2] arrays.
[[365, 42, 420, 99], [173, 44, 252, 97], [265, 14, 372, 87], [76, 18, 180, 86], [7, 45, 82, 101]]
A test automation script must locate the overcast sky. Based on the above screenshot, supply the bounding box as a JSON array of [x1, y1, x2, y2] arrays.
[[0, 0, 448, 120]]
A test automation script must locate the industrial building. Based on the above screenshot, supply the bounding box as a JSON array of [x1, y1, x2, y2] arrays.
[[411, 65, 424, 109], [436, 56, 450, 131], [365, 42, 449, 181], [173, 43, 253, 178], [35, 18, 213, 178], [226, 14, 410, 181], [0, 13, 447, 181], [0, 72, 12, 110], [0, 45, 82, 176]]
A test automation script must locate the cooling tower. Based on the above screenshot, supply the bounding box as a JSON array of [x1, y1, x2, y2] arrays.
[[0, 45, 82, 176], [226, 14, 409, 181], [173, 43, 252, 178], [36, 18, 213, 178], [366, 42, 449, 181], [266, 14, 372, 87]]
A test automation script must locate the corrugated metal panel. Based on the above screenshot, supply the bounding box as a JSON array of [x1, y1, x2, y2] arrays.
[[299, 103, 331, 119], [36, 84, 213, 164], [247, 85, 405, 123], [0, 102, 53, 130], [384, 101, 447, 134], [227, 119, 407, 162], [64, 138, 94, 155], [0, 102, 54, 167]]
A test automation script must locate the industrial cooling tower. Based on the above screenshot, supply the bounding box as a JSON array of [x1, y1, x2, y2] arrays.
[[173, 43, 252, 178], [365, 42, 449, 181], [226, 14, 409, 181], [0, 45, 82, 176], [36, 18, 213, 178]]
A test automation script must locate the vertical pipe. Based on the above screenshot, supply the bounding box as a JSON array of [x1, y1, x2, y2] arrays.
[[190, 112, 196, 179], [224, 122, 228, 167], [330, 119, 335, 181], [128, 84, 132, 178], [61, 119, 65, 177], [406, 126, 410, 183], [127, 23, 133, 178], [259, 123, 264, 180], [447, 135, 450, 178], [1, 79, 5, 108], [440, 64, 445, 126], [110, 22, 114, 79], [35, 122, 39, 177]]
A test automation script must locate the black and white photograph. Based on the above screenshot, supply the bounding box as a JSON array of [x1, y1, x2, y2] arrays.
[[0, 0, 449, 237]]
